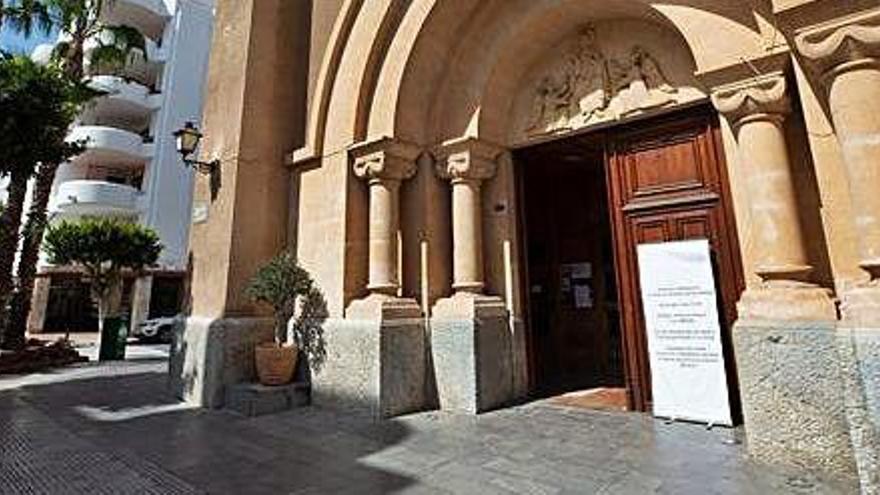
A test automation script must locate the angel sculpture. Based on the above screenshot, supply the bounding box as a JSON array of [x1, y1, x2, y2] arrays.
[[608, 45, 678, 116], [570, 27, 612, 124], [527, 25, 610, 133], [631, 46, 676, 95]]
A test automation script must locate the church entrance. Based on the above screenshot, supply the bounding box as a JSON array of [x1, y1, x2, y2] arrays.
[[517, 105, 745, 417], [518, 136, 624, 404]]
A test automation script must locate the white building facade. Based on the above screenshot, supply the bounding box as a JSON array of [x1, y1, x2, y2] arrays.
[[29, 0, 214, 333]]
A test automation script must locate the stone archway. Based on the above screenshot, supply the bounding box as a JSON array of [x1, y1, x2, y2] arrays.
[[303, 0, 847, 454], [175, 1, 878, 488], [295, 0, 781, 316]]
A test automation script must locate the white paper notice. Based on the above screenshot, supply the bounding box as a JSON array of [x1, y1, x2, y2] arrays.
[[636, 239, 733, 426], [574, 285, 593, 309]]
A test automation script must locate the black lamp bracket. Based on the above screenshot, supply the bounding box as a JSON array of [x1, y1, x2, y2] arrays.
[[184, 158, 220, 176]]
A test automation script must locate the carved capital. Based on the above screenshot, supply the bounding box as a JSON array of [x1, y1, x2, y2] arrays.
[[350, 137, 421, 182], [433, 137, 505, 182], [711, 73, 790, 128], [795, 10, 880, 77]]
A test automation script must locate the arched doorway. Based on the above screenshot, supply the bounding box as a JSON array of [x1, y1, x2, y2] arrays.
[[302, 0, 774, 419], [516, 105, 745, 417]]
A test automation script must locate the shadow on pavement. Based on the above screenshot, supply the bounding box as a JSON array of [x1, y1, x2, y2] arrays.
[[3, 365, 417, 494]]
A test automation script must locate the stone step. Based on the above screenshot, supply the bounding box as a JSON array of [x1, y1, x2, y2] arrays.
[[225, 381, 310, 417]]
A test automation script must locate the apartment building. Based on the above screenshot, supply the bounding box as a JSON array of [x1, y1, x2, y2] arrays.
[[29, 0, 214, 333]]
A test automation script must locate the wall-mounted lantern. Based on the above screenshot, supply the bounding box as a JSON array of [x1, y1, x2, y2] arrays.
[[173, 121, 221, 199]]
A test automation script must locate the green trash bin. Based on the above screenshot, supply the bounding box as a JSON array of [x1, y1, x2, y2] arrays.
[[98, 314, 129, 361]]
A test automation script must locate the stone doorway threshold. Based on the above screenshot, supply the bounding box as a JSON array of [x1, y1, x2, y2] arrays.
[[549, 387, 628, 412]]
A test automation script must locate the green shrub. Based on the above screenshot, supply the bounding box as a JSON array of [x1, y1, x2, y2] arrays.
[[246, 251, 328, 371]]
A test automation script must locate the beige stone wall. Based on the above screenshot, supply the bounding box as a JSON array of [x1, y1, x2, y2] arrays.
[[189, 0, 307, 319], [291, 0, 794, 319], [306, 0, 346, 110], [399, 154, 451, 310], [283, 0, 880, 323], [197, 0, 880, 357], [185, 2, 880, 486]]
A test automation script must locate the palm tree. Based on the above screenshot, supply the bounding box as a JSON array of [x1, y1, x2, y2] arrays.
[[0, 0, 53, 41], [2, 0, 145, 346], [1, 55, 48, 343], [0, 55, 86, 349]]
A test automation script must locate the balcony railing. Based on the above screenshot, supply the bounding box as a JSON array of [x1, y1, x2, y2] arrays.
[[83, 75, 162, 124], [67, 125, 154, 165], [100, 0, 171, 41], [51, 180, 143, 217]]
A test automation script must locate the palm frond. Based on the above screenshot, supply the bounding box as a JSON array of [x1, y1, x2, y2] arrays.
[[87, 24, 145, 72], [1, 0, 53, 38]]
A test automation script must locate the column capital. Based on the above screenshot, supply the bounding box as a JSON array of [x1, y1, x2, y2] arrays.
[[711, 72, 790, 128], [433, 137, 505, 182], [795, 9, 880, 78], [350, 137, 421, 182]]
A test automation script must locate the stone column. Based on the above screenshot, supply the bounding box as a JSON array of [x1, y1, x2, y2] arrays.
[[351, 138, 418, 296], [450, 178, 485, 293], [712, 71, 855, 480], [796, 16, 880, 321], [130, 275, 153, 331], [434, 138, 500, 294], [314, 138, 426, 418], [430, 137, 514, 413], [26, 276, 50, 334], [712, 73, 836, 321], [797, 15, 880, 493], [169, 0, 307, 408]]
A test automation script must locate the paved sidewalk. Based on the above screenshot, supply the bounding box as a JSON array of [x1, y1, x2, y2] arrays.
[[27, 332, 170, 362], [0, 361, 858, 494]]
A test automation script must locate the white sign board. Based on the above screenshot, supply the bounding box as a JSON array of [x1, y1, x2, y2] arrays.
[[636, 239, 733, 426]]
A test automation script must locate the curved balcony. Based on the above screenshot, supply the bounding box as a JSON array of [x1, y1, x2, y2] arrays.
[[101, 0, 170, 40], [83, 76, 161, 124], [84, 35, 166, 87], [68, 126, 153, 165], [51, 180, 143, 217]]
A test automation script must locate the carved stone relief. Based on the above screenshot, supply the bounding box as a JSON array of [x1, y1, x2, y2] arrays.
[[521, 23, 701, 138]]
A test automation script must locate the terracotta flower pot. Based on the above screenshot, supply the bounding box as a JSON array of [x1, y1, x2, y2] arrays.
[[255, 343, 298, 386]]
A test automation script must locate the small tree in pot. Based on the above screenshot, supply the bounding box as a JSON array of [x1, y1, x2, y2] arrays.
[[43, 218, 162, 360], [246, 251, 326, 386]]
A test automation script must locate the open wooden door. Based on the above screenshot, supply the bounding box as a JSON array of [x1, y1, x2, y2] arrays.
[[605, 107, 745, 418]]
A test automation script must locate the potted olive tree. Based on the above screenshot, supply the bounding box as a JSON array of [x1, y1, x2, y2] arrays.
[[246, 251, 326, 386], [43, 218, 162, 360]]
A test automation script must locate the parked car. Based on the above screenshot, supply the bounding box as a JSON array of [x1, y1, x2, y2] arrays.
[[132, 316, 177, 343]]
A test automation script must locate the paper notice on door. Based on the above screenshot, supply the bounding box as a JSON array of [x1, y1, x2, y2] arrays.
[[636, 239, 733, 426], [574, 285, 593, 309], [570, 262, 592, 279]]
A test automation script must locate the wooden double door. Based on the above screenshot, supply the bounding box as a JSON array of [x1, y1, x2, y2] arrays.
[[519, 106, 745, 414]]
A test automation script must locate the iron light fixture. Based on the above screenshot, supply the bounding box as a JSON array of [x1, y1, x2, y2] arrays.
[[173, 121, 220, 176], [174, 121, 221, 199]]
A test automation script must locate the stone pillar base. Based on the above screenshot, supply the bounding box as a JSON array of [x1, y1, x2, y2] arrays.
[[737, 285, 837, 321], [312, 294, 427, 418], [733, 318, 858, 481], [837, 321, 880, 494], [841, 286, 880, 325], [430, 292, 515, 413], [168, 316, 274, 408]]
